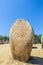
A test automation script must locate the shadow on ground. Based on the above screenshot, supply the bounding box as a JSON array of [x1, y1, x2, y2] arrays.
[[32, 46, 37, 49], [27, 56, 43, 65]]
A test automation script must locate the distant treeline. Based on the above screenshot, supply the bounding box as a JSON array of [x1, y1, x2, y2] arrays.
[[0, 35, 9, 41], [34, 34, 41, 44], [0, 34, 42, 44]]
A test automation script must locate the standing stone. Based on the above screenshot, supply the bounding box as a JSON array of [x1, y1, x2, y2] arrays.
[[41, 35, 43, 48], [10, 19, 34, 62]]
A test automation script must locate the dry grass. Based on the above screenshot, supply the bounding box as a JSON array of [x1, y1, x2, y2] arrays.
[[0, 44, 11, 64], [0, 44, 43, 65], [31, 44, 43, 58]]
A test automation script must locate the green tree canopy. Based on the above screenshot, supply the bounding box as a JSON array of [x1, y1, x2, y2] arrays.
[[34, 34, 42, 44], [3, 36, 9, 41]]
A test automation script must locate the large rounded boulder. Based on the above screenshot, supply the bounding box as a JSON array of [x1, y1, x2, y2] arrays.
[[10, 19, 34, 62]]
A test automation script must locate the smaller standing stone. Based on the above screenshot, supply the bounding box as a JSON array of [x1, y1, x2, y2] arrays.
[[41, 35, 43, 48]]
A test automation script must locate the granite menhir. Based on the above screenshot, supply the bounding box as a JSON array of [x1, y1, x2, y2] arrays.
[[10, 19, 34, 62]]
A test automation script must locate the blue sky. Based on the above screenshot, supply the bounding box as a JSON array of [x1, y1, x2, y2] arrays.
[[0, 0, 43, 36]]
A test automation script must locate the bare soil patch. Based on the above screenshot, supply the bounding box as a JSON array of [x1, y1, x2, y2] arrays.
[[0, 44, 43, 65]]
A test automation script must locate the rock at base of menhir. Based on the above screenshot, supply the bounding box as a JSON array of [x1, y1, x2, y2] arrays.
[[10, 19, 34, 62]]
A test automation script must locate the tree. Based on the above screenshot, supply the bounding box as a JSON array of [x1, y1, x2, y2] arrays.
[[38, 35, 41, 43], [34, 34, 41, 44], [34, 34, 38, 43], [3, 36, 9, 41]]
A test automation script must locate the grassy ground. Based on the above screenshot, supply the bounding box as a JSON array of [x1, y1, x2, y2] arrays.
[[0, 44, 43, 65]]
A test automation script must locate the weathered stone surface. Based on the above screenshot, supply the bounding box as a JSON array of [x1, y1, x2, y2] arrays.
[[10, 19, 34, 62]]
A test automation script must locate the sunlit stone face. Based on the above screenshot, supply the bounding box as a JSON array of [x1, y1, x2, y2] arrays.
[[41, 35, 43, 43], [10, 19, 34, 62]]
